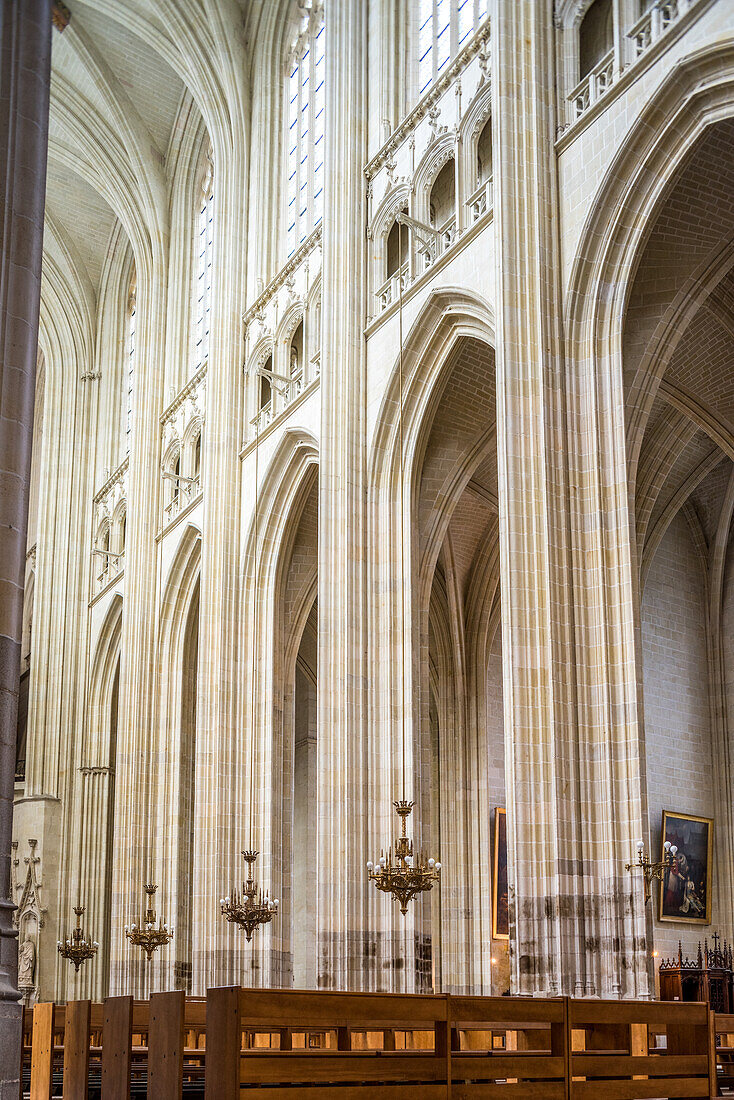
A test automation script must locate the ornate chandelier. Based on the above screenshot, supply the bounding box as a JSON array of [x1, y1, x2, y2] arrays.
[[220, 416, 276, 942], [368, 219, 441, 914], [57, 905, 99, 972], [220, 850, 278, 941], [368, 801, 441, 914], [124, 884, 173, 960]]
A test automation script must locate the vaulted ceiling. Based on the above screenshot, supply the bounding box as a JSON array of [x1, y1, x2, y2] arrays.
[[43, 0, 285, 327]]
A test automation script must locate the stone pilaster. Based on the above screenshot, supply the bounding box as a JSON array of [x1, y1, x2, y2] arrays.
[[493, 0, 649, 997], [0, 0, 52, 1088], [317, 0, 368, 990], [191, 139, 248, 992], [109, 259, 168, 997]]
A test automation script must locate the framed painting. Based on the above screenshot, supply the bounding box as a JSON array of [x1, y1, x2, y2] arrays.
[[658, 810, 713, 925], [492, 807, 509, 940]]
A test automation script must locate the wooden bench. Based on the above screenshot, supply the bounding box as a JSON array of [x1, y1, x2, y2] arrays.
[[206, 986, 450, 1099], [25, 988, 720, 1099], [714, 1012, 734, 1094], [569, 998, 714, 1099], [449, 995, 567, 1098], [28, 993, 206, 1099]]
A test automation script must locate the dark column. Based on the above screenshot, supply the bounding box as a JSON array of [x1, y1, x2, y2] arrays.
[[0, 0, 52, 1092]]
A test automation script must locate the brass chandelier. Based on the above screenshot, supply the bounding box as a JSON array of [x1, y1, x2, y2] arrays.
[[220, 416, 277, 941], [57, 905, 99, 972], [368, 219, 441, 914], [220, 851, 278, 941], [368, 801, 441, 914], [124, 884, 174, 960]]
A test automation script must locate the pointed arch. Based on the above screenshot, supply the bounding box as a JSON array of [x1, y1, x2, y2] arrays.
[[238, 427, 319, 986], [367, 289, 496, 990], [153, 525, 201, 990], [563, 38, 734, 484], [77, 593, 123, 1001]]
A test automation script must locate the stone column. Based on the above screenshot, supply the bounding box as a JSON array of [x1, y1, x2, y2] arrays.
[[191, 135, 248, 992], [109, 259, 169, 997], [493, 0, 649, 997], [317, 0, 368, 989], [0, 0, 52, 1088]]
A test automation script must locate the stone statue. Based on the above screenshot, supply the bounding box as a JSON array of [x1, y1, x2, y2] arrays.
[[18, 937, 35, 987], [290, 347, 299, 375]]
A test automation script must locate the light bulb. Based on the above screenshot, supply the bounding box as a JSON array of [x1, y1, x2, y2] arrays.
[[366, 861, 373, 870], [637, 840, 645, 851], [670, 845, 678, 855], [428, 858, 435, 868], [663, 840, 671, 850], [273, 899, 279, 907], [93, 942, 99, 948], [435, 862, 441, 871], [57, 940, 62, 947]]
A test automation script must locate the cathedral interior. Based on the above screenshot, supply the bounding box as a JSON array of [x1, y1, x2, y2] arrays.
[[4, 2, 734, 1084]]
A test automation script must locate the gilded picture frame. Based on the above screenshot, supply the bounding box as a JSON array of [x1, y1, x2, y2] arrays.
[[492, 807, 509, 940], [658, 810, 713, 925]]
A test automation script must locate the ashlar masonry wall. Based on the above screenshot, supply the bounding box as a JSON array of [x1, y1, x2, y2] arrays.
[[642, 511, 718, 962]]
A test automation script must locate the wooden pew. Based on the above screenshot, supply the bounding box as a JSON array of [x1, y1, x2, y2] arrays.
[[29, 1002, 56, 1100], [713, 1013, 734, 1095], [206, 985, 450, 1099], [568, 997, 713, 1099], [448, 995, 567, 1099], [24, 988, 721, 1098]]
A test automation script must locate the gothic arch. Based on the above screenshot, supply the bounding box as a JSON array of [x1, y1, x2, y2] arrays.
[[153, 525, 201, 990], [367, 289, 499, 991], [238, 428, 319, 985], [563, 39, 734, 481], [77, 594, 123, 1001]]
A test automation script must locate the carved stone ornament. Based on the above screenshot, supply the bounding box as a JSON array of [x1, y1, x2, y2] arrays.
[[18, 938, 36, 988], [11, 839, 47, 930]]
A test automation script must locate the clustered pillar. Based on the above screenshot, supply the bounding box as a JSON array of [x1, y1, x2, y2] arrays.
[[0, 0, 53, 1089]]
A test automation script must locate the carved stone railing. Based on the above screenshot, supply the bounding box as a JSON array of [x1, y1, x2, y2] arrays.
[[628, 0, 689, 57], [568, 48, 615, 120], [92, 457, 128, 593], [465, 177, 493, 223], [160, 365, 206, 529], [243, 228, 322, 442], [566, 0, 703, 127], [365, 21, 492, 321], [163, 471, 202, 525], [376, 263, 409, 312]]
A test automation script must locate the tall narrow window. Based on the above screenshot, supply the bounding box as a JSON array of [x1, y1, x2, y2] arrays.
[[126, 273, 137, 450], [417, 0, 488, 97], [286, 4, 325, 258], [194, 149, 214, 372]]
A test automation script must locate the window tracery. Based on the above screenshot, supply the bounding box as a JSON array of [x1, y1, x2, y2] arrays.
[[126, 272, 137, 451], [417, 0, 488, 97], [286, 3, 325, 257], [194, 149, 214, 373]]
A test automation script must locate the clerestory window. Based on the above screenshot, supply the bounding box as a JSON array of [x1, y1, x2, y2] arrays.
[[126, 273, 136, 451], [286, 3, 325, 258], [194, 148, 214, 373], [417, 0, 488, 98]]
